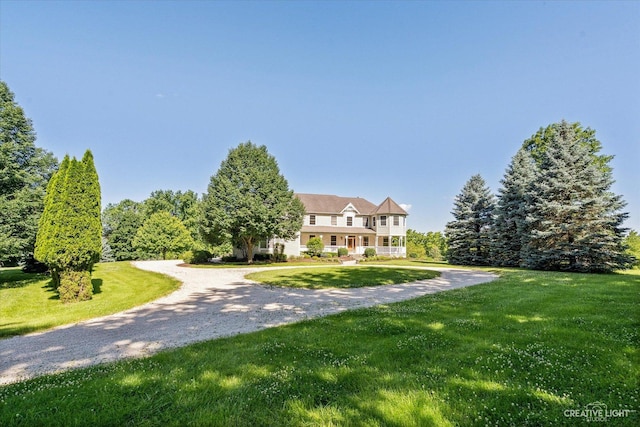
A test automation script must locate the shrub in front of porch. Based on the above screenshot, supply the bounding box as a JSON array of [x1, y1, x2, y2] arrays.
[[306, 237, 324, 257], [364, 248, 376, 258], [338, 247, 349, 257]]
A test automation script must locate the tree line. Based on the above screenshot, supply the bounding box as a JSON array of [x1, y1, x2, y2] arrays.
[[445, 120, 636, 272], [3, 79, 639, 304]]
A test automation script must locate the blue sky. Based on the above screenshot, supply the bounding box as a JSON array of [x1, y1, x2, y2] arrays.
[[1, 1, 638, 232]]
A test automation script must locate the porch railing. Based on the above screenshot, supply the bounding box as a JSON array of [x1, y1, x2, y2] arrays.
[[300, 245, 405, 256]]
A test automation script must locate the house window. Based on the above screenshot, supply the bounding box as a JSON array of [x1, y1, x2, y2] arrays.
[[363, 236, 369, 246], [347, 217, 353, 226], [373, 217, 376, 227], [393, 215, 399, 226], [363, 217, 369, 227], [383, 237, 389, 246], [331, 215, 337, 226], [380, 216, 387, 226], [309, 215, 316, 225], [331, 235, 337, 246]]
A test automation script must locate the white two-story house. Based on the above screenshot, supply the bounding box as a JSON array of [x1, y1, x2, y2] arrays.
[[260, 193, 408, 257]]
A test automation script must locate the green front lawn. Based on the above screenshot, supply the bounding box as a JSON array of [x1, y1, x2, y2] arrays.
[[0, 262, 180, 338], [1, 268, 637, 426], [245, 266, 441, 289]]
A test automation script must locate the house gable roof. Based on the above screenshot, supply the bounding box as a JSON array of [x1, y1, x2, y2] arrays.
[[295, 193, 378, 215], [373, 197, 409, 215]]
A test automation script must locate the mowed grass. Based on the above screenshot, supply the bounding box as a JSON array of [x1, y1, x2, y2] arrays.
[[245, 266, 441, 289], [0, 262, 180, 338], [0, 268, 638, 426]]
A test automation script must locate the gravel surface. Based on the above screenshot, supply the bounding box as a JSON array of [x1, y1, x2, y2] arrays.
[[0, 261, 497, 385]]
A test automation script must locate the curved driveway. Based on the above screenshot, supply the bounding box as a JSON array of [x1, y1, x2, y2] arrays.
[[0, 261, 497, 385]]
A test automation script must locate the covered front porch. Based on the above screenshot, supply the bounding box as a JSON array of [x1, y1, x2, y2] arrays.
[[300, 231, 406, 257]]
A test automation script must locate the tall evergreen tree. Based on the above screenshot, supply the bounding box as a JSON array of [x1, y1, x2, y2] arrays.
[[445, 174, 495, 265], [522, 121, 613, 173], [35, 150, 102, 301], [0, 81, 58, 264], [521, 121, 630, 272], [491, 149, 536, 266], [35, 155, 70, 284], [79, 150, 102, 269]]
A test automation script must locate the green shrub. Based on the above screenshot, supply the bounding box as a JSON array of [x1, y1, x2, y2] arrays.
[[183, 250, 212, 264], [338, 247, 349, 257], [58, 270, 92, 303], [306, 237, 324, 257], [364, 248, 376, 258], [272, 243, 287, 262]]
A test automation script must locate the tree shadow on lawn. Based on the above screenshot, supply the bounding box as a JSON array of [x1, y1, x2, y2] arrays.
[[0, 270, 49, 289], [2, 270, 637, 426]]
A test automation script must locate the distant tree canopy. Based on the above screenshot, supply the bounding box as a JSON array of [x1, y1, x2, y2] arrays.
[[0, 80, 58, 265], [35, 150, 102, 302], [624, 230, 640, 268], [102, 199, 145, 261], [406, 229, 446, 260], [201, 141, 304, 263], [446, 120, 632, 272]]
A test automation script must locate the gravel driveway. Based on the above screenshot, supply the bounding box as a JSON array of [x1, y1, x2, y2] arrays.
[[0, 261, 497, 385]]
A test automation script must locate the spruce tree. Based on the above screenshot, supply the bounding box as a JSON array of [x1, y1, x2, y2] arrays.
[[445, 174, 495, 265], [491, 149, 536, 266], [522, 121, 613, 173], [521, 121, 630, 272]]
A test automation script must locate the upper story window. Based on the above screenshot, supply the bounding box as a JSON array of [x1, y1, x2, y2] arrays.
[[393, 215, 400, 226], [309, 214, 316, 225], [373, 217, 376, 227], [380, 215, 387, 226], [331, 215, 337, 226], [363, 217, 369, 227], [347, 217, 353, 226]]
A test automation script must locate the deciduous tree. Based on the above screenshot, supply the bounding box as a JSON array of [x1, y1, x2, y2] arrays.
[[201, 142, 304, 263], [103, 199, 144, 260], [133, 211, 194, 260]]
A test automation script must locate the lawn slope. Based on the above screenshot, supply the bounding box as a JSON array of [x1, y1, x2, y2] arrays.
[[0, 262, 181, 338], [0, 269, 638, 426]]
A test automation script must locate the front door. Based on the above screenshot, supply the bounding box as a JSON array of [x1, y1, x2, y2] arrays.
[[347, 236, 356, 252]]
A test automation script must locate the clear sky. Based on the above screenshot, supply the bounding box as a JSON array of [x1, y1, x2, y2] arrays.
[[1, 1, 638, 233]]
